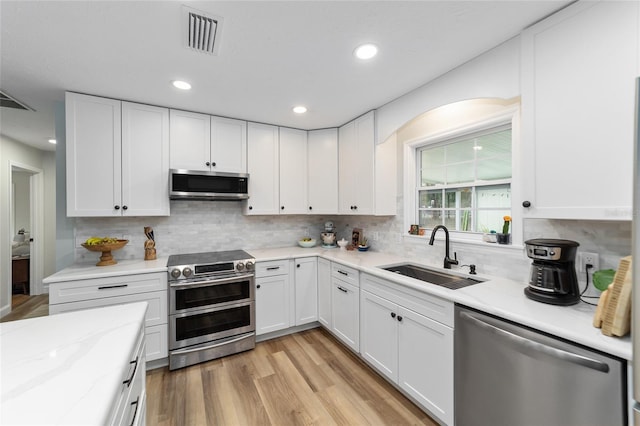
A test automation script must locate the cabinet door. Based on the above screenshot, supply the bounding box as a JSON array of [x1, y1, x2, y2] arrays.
[[338, 111, 375, 215], [65, 92, 122, 217], [360, 290, 398, 382], [121, 102, 170, 216], [317, 258, 332, 329], [338, 120, 357, 214], [279, 128, 308, 214], [245, 123, 280, 215], [169, 109, 211, 171], [294, 257, 317, 325], [398, 306, 453, 426], [308, 129, 338, 214], [520, 1, 640, 220], [353, 111, 375, 214], [210, 116, 247, 173], [255, 274, 290, 335], [331, 279, 359, 352]]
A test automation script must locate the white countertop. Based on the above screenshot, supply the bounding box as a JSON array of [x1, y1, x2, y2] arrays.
[[43, 257, 169, 283], [247, 246, 632, 360], [1, 302, 147, 425], [42, 246, 632, 361]]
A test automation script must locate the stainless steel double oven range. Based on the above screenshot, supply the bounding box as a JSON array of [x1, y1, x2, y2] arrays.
[[167, 250, 256, 370]]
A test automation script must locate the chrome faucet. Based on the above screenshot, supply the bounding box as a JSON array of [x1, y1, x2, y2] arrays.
[[429, 225, 459, 269]]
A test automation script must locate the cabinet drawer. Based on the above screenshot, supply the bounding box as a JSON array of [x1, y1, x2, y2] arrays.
[[50, 290, 168, 328], [49, 272, 167, 304], [255, 260, 290, 278], [331, 262, 359, 287], [362, 273, 454, 327]]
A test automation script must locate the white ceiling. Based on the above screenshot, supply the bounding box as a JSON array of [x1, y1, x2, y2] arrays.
[[0, 0, 571, 152]]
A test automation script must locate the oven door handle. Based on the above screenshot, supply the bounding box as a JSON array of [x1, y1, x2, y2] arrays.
[[171, 332, 255, 355], [169, 273, 255, 288]]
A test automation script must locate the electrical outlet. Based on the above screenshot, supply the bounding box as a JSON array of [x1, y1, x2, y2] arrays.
[[579, 252, 600, 272], [373, 232, 379, 241]]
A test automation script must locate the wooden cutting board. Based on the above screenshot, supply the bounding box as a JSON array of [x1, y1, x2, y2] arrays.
[[600, 256, 632, 337]]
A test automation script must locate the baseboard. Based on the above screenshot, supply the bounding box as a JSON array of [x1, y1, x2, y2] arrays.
[[0, 303, 11, 318], [256, 322, 321, 342]]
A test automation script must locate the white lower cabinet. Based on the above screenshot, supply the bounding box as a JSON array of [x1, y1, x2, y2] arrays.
[[294, 257, 318, 325], [330, 262, 360, 352], [255, 260, 291, 335], [360, 273, 454, 426], [48, 272, 168, 364], [110, 323, 146, 426], [317, 258, 332, 329]]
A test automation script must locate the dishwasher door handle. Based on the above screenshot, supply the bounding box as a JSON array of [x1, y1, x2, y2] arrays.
[[459, 311, 610, 373]]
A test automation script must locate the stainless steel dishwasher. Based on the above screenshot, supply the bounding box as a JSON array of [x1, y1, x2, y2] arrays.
[[454, 305, 627, 426]]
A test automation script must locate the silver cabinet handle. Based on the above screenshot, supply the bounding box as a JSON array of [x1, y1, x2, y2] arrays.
[[459, 311, 610, 373]]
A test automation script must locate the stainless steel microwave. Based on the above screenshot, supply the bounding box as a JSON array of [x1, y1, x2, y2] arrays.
[[169, 169, 249, 201]]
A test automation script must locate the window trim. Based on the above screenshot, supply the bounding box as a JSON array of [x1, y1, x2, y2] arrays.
[[403, 103, 522, 246]]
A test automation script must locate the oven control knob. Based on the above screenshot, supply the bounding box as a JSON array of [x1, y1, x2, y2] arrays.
[[182, 267, 193, 278], [245, 261, 255, 271], [236, 262, 245, 271], [170, 268, 181, 279]]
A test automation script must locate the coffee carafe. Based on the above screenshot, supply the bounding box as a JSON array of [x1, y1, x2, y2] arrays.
[[524, 238, 580, 306]]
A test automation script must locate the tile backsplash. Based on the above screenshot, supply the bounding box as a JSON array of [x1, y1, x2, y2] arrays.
[[74, 201, 631, 289]]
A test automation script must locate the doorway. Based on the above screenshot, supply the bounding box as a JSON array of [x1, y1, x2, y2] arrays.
[[9, 162, 43, 310]]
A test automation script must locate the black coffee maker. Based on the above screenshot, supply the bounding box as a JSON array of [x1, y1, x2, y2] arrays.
[[524, 238, 580, 306]]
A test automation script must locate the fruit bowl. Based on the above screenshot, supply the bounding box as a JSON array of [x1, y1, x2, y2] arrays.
[[298, 238, 316, 248], [81, 239, 128, 266]]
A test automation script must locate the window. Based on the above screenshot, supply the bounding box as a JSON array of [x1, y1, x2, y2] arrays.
[[416, 125, 512, 234]]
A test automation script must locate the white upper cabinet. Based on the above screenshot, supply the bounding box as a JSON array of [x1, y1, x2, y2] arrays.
[[520, 1, 640, 220], [169, 110, 211, 171], [66, 92, 169, 217], [338, 111, 376, 215], [169, 110, 247, 173], [308, 128, 339, 214], [121, 102, 170, 216], [210, 116, 247, 173], [279, 128, 308, 214], [245, 123, 280, 215]]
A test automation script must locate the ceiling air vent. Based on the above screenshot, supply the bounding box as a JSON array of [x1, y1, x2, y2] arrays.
[[183, 6, 223, 55], [0, 90, 34, 111]]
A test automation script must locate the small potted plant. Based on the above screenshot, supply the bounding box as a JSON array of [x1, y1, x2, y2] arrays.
[[358, 237, 370, 252], [496, 215, 511, 244]]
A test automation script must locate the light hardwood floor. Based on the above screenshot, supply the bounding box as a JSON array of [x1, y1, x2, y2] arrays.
[[147, 328, 438, 426], [0, 294, 49, 322], [2, 300, 438, 425]]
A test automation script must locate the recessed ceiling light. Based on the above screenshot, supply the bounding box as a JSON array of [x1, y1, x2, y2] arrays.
[[172, 80, 192, 90], [48, 139, 57, 144], [354, 43, 378, 60], [293, 106, 307, 114]]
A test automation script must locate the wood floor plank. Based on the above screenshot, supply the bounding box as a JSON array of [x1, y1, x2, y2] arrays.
[[145, 328, 439, 426], [316, 384, 379, 426], [1, 294, 48, 322], [269, 350, 337, 425]]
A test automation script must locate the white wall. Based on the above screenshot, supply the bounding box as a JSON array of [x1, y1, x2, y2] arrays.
[[0, 136, 56, 316]]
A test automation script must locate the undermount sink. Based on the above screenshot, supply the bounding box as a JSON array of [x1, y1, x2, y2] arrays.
[[381, 263, 483, 290]]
